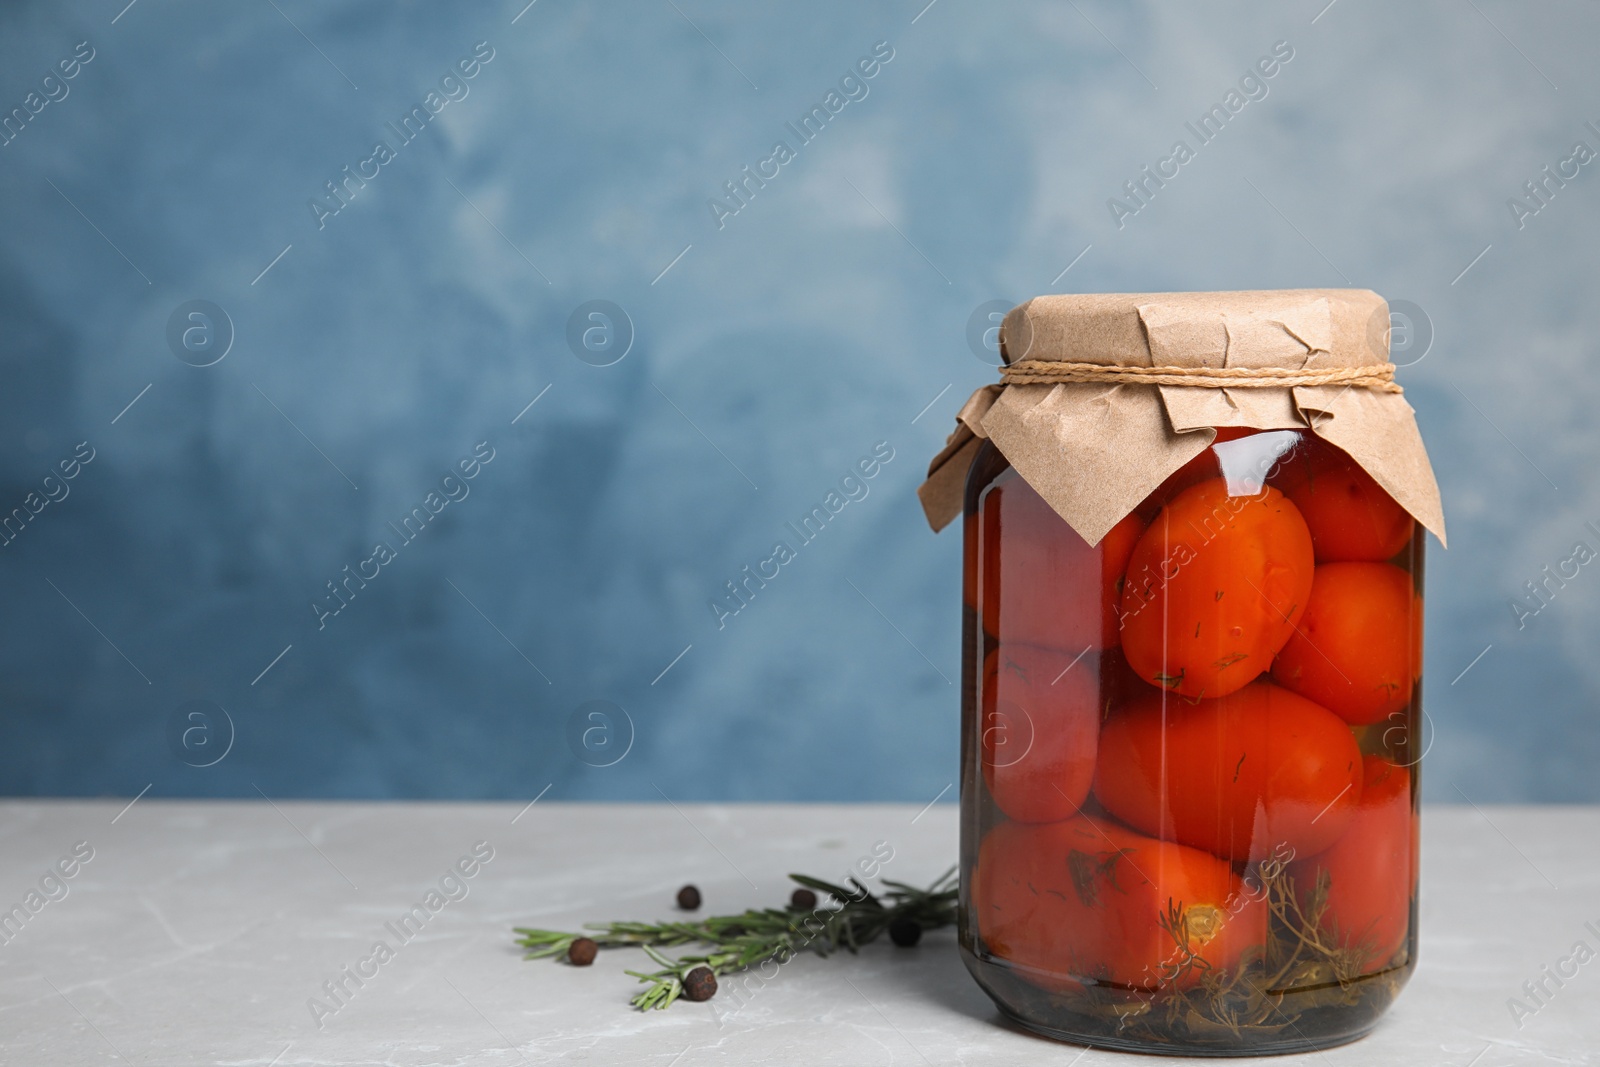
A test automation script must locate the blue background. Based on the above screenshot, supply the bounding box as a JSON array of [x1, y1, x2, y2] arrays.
[[1, 0, 1595, 803]]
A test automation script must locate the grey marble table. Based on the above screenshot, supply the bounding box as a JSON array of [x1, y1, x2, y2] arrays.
[[0, 800, 1593, 1065]]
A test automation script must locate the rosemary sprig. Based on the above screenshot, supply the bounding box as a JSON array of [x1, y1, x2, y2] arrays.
[[514, 868, 958, 1010]]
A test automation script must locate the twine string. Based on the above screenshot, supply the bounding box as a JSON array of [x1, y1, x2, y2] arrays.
[[999, 359, 1403, 394]]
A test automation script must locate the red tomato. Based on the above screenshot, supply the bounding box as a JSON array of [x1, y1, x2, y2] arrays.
[[1118, 478, 1314, 699], [981, 645, 1101, 823], [1094, 681, 1363, 862], [1292, 755, 1414, 970], [1276, 445, 1414, 562], [980, 475, 1143, 652], [1272, 562, 1422, 725], [973, 814, 1266, 992]]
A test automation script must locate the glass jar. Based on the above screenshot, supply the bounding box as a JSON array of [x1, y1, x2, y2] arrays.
[[958, 426, 1424, 1055]]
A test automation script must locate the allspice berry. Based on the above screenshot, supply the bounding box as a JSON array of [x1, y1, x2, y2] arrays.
[[682, 965, 718, 1001], [676, 884, 702, 910], [568, 937, 598, 966], [888, 918, 922, 948], [790, 888, 818, 911]]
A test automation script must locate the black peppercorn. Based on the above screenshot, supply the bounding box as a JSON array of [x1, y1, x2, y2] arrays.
[[681, 965, 718, 1001], [568, 937, 598, 966], [790, 888, 818, 911], [888, 918, 922, 947], [676, 884, 701, 910]]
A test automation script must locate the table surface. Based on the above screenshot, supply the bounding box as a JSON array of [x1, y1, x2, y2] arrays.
[[0, 800, 1594, 1066]]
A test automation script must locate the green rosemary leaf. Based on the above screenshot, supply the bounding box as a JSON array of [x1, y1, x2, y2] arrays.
[[787, 873, 859, 900]]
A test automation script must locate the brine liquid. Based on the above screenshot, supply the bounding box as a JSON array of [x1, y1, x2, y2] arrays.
[[958, 430, 1422, 1055]]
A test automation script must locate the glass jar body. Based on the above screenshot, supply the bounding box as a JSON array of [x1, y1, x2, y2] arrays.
[[958, 429, 1423, 1055]]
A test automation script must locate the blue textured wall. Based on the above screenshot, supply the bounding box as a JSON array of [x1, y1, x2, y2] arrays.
[[1, 1, 1596, 802]]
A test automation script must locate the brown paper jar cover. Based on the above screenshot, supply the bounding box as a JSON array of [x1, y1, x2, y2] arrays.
[[919, 289, 1445, 547]]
